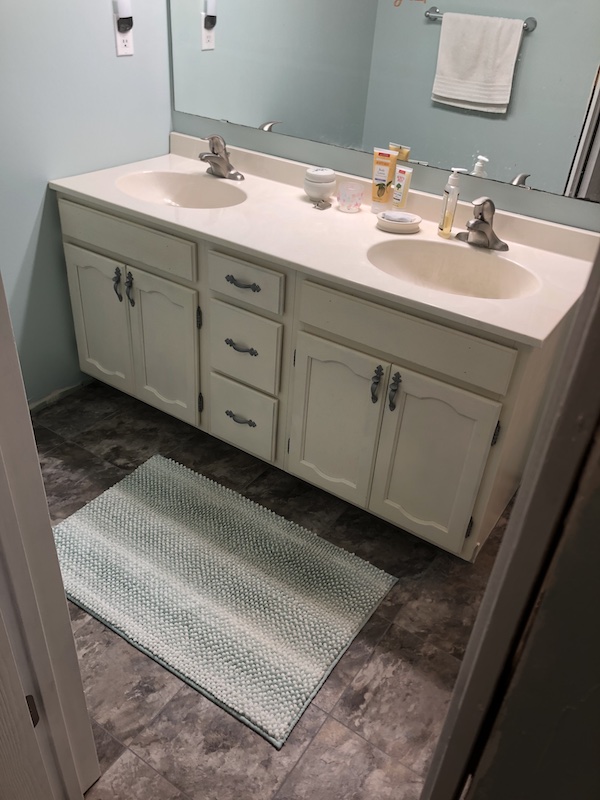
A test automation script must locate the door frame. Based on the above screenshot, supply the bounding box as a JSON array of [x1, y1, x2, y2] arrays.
[[0, 275, 100, 797]]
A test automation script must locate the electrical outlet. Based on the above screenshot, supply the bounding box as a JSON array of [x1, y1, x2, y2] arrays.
[[114, 15, 134, 56], [201, 12, 215, 51]]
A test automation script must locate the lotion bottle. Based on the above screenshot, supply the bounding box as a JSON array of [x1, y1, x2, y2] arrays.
[[471, 155, 489, 178], [438, 168, 467, 238]]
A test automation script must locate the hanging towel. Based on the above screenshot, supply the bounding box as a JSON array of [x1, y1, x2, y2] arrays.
[[432, 13, 524, 114]]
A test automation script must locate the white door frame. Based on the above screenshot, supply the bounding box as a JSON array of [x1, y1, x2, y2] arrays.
[[0, 274, 100, 797]]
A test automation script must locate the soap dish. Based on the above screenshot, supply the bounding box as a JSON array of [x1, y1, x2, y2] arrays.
[[376, 211, 421, 234]]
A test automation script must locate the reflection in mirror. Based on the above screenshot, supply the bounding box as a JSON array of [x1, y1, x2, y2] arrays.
[[170, 0, 600, 200]]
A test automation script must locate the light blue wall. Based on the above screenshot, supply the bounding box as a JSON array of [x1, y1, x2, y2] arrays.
[[362, 0, 600, 192], [1, 0, 171, 403], [171, 0, 377, 149]]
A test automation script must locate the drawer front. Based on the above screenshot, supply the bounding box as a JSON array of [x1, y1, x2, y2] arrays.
[[209, 373, 278, 462], [209, 299, 282, 395], [300, 282, 516, 395], [207, 251, 285, 314], [58, 199, 197, 281]]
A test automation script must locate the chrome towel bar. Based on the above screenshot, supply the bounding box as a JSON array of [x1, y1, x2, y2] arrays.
[[425, 6, 537, 32]]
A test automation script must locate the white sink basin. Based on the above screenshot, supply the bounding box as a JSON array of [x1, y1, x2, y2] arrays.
[[367, 240, 541, 300], [116, 171, 247, 209]]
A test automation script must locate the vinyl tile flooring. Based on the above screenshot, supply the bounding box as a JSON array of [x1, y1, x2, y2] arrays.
[[32, 381, 508, 800]]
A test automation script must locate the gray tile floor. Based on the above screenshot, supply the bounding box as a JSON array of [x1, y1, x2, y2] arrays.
[[33, 381, 507, 800]]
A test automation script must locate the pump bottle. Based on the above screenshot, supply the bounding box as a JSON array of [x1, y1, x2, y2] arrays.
[[438, 168, 467, 238], [471, 155, 489, 178]]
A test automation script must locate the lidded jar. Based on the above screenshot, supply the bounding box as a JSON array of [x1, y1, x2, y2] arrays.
[[304, 167, 336, 202]]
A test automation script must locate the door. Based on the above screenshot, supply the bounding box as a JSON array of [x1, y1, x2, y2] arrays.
[[64, 243, 134, 393], [129, 267, 199, 425], [370, 367, 500, 553], [288, 332, 388, 506], [0, 607, 56, 800]]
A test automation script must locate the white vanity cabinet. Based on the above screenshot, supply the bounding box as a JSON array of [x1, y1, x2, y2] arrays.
[[53, 188, 575, 561], [205, 250, 287, 462], [59, 201, 200, 426], [287, 280, 528, 555]]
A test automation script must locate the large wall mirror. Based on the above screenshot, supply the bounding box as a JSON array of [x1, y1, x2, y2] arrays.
[[170, 0, 599, 201]]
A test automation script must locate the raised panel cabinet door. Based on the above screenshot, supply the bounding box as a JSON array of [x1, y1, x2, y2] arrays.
[[288, 332, 388, 506], [128, 268, 199, 426], [63, 243, 134, 393], [369, 367, 501, 554]]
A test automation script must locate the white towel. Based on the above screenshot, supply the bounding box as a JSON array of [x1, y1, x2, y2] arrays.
[[432, 13, 524, 114]]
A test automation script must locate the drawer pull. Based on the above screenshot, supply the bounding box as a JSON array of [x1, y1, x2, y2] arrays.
[[226, 409, 257, 427], [225, 338, 259, 357], [388, 372, 402, 411], [112, 266, 123, 302], [125, 271, 135, 307], [370, 365, 384, 403], [225, 274, 262, 293]]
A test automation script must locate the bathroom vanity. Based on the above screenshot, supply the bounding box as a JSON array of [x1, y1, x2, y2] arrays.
[[50, 135, 596, 560]]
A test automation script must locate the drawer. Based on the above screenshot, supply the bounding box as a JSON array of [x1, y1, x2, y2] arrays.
[[209, 373, 278, 462], [300, 282, 516, 395], [207, 250, 285, 315], [209, 299, 282, 395], [58, 199, 197, 281]]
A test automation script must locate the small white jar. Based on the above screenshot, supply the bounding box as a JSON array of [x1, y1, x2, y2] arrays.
[[304, 167, 336, 202]]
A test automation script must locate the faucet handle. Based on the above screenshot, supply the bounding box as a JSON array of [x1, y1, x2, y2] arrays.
[[207, 134, 227, 157], [472, 196, 495, 220]]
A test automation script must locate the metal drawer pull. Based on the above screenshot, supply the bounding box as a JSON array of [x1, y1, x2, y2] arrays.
[[226, 410, 257, 427], [388, 372, 402, 411], [225, 338, 259, 357], [125, 271, 135, 307], [225, 274, 261, 293], [370, 365, 384, 403], [112, 266, 123, 302]]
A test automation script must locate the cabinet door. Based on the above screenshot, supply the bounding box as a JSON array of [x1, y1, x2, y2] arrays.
[[128, 268, 199, 426], [64, 244, 134, 393], [370, 367, 501, 553], [288, 332, 388, 506]]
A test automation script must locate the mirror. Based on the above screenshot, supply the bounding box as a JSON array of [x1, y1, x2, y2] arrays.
[[170, 0, 600, 200]]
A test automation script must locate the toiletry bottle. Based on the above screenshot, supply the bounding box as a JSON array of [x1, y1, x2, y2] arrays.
[[391, 165, 413, 210], [438, 168, 467, 238], [371, 148, 398, 213], [389, 142, 411, 162], [471, 155, 489, 178]]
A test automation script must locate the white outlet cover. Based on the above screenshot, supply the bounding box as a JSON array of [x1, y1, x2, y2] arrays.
[[200, 12, 215, 51], [114, 15, 134, 56]]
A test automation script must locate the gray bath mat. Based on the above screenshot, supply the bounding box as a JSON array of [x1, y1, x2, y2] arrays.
[[53, 454, 396, 748]]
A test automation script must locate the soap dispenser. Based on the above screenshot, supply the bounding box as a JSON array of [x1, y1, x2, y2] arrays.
[[438, 168, 467, 239], [471, 155, 489, 178]]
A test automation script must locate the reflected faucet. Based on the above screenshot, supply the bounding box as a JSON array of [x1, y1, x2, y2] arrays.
[[456, 197, 509, 252], [258, 120, 282, 132], [199, 135, 244, 181], [511, 172, 531, 188]]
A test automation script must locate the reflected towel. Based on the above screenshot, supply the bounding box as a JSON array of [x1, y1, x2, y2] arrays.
[[432, 13, 523, 114]]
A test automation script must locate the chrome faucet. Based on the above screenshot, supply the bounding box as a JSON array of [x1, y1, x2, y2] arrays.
[[456, 197, 509, 252], [199, 135, 244, 181], [258, 120, 282, 132], [511, 173, 531, 188]]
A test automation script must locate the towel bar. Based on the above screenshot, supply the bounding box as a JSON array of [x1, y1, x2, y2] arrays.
[[425, 6, 537, 32]]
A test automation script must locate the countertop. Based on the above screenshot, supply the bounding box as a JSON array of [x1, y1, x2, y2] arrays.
[[49, 143, 599, 347]]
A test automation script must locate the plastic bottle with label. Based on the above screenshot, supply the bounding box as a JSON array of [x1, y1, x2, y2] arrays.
[[438, 168, 467, 238]]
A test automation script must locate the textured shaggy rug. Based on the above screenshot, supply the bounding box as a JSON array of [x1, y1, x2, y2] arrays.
[[53, 455, 396, 747]]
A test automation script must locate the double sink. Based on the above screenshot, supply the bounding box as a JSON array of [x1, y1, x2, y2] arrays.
[[116, 169, 539, 302]]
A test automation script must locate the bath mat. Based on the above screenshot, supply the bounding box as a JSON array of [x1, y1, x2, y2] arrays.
[[53, 455, 395, 748]]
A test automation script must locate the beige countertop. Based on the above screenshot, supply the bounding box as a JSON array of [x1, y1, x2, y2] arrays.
[[50, 135, 598, 347]]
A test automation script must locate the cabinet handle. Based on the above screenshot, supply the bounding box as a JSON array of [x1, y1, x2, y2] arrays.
[[125, 271, 135, 307], [225, 274, 262, 293], [225, 338, 259, 357], [225, 409, 257, 427], [112, 266, 123, 302], [370, 365, 384, 403], [388, 372, 402, 411]]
